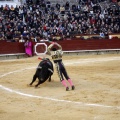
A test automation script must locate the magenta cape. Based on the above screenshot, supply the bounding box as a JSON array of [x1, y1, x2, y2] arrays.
[[24, 41, 32, 56]]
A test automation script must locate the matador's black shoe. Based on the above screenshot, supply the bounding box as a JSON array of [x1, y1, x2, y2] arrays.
[[66, 87, 69, 91], [72, 85, 75, 90]]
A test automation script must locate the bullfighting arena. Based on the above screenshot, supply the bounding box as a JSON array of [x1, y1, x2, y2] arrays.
[[0, 54, 120, 120]]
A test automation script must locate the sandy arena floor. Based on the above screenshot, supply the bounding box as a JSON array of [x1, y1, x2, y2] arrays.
[[0, 54, 120, 120]]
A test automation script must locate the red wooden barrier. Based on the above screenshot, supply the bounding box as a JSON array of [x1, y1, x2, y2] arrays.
[[0, 41, 25, 54], [0, 38, 120, 54]]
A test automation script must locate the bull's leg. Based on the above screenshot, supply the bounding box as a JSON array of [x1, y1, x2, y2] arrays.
[[48, 71, 53, 82], [35, 80, 42, 88], [35, 79, 47, 88], [48, 76, 51, 82], [30, 74, 37, 86]]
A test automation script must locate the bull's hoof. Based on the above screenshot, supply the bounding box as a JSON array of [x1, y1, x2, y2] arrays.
[[27, 84, 32, 87], [48, 80, 51, 82], [35, 85, 38, 88]]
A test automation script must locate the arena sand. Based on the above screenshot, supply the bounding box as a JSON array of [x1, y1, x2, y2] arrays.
[[0, 54, 120, 120]]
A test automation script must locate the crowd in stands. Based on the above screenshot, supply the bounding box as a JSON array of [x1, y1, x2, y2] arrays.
[[0, 0, 120, 42]]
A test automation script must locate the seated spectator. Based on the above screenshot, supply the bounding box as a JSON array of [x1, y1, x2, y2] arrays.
[[19, 35, 25, 42], [0, 5, 4, 12], [10, 5, 14, 11], [22, 31, 28, 39], [65, 1, 70, 10], [60, 5, 65, 15], [56, 3, 60, 11], [43, 30, 48, 39], [0, 31, 5, 40], [3, 4, 9, 11], [0, 0, 119, 42], [99, 31, 105, 38], [6, 30, 13, 42], [46, 0, 51, 8], [66, 30, 71, 38], [104, 31, 109, 39], [72, 4, 77, 12]]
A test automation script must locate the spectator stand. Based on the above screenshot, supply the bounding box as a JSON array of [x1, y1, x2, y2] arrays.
[[0, 0, 21, 7], [51, 33, 120, 41], [0, 0, 120, 60], [0, 0, 119, 42]]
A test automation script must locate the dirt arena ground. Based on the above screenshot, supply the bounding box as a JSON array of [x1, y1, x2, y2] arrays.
[[0, 54, 120, 120]]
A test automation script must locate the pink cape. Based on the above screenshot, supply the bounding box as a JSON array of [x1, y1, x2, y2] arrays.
[[24, 41, 32, 56]]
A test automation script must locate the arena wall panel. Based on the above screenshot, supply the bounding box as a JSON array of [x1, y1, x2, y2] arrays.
[[0, 38, 120, 55]]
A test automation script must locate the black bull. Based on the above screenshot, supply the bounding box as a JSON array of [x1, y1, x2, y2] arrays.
[[29, 58, 54, 87]]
